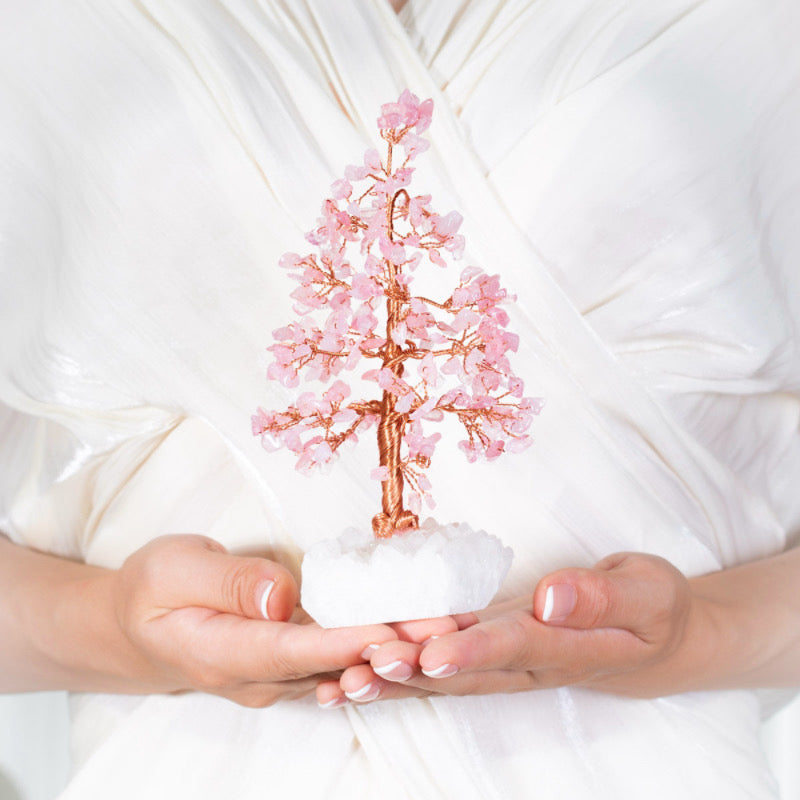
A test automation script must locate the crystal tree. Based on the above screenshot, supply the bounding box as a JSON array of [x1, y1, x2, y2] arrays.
[[252, 90, 541, 538]]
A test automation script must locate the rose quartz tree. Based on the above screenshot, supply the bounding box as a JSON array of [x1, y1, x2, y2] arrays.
[[252, 91, 541, 539]]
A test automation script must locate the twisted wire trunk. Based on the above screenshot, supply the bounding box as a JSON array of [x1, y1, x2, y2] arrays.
[[371, 175, 419, 538]]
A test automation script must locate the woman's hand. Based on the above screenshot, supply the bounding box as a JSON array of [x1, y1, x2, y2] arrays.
[[322, 546, 800, 706], [0, 533, 397, 705], [317, 552, 711, 706], [413, 553, 697, 698], [109, 535, 398, 706]]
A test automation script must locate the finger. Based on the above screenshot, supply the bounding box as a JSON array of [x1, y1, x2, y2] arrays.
[[315, 679, 349, 709], [418, 613, 639, 677], [146, 534, 299, 621], [419, 609, 542, 674], [391, 615, 461, 644], [226, 676, 322, 709], [153, 608, 399, 684], [337, 664, 428, 704], [453, 612, 480, 630], [367, 640, 422, 681], [264, 622, 398, 678], [533, 552, 687, 636], [340, 663, 382, 701], [400, 667, 540, 696], [180, 609, 396, 681], [473, 595, 532, 622]]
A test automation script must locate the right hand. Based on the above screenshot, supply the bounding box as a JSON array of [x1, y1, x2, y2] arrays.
[[109, 534, 397, 707]]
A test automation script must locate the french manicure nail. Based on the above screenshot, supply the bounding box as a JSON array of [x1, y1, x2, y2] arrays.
[[345, 682, 381, 702], [421, 663, 459, 679], [258, 581, 275, 620], [318, 696, 348, 710], [542, 583, 577, 622], [421, 635, 440, 647], [373, 660, 413, 682], [360, 644, 380, 661]]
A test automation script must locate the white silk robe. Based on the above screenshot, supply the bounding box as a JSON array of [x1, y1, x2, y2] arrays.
[[1, 1, 799, 797]]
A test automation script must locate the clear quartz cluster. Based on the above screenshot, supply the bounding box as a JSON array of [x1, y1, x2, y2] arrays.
[[301, 518, 513, 628]]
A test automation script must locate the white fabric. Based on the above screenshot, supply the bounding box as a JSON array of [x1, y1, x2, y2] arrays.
[[1, 0, 799, 796]]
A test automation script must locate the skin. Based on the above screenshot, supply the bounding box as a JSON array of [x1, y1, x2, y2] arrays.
[[3, 531, 799, 710], [3, 0, 794, 726], [316, 548, 800, 708], [0, 533, 397, 707]]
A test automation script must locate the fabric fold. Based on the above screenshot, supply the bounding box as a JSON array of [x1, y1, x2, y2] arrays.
[[1, 0, 798, 797]]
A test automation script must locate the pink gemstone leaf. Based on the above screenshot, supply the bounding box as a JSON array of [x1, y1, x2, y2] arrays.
[[253, 91, 542, 527]]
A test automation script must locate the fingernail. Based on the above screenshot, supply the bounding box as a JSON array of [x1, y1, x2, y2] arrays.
[[360, 644, 380, 661], [542, 583, 577, 622], [373, 660, 413, 682], [421, 663, 458, 679], [421, 635, 440, 647], [318, 696, 348, 710], [258, 581, 275, 620], [345, 682, 381, 702]]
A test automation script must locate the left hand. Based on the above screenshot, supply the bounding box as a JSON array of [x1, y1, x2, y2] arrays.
[[316, 552, 699, 707]]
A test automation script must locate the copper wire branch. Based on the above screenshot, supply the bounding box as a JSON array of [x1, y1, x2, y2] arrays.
[[257, 103, 536, 539], [372, 158, 420, 537]]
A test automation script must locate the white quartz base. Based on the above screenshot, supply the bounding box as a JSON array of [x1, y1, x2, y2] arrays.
[[301, 518, 513, 628]]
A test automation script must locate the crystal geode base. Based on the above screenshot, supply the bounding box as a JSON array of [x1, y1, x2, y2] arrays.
[[301, 518, 513, 628]]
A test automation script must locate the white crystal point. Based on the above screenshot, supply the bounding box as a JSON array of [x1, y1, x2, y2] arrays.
[[300, 518, 514, 628]]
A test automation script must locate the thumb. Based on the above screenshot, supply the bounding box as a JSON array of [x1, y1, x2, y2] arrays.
[[145, 534, 299, 621], [533, 552, 682, 634]]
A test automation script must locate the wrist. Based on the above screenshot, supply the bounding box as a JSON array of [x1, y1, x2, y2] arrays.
[[45, 568, 145, 692], [685, 558, 798, 691], [5, 539, 176, 693], [50, 568, 182, 693], [669, 576, 737, 692]]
